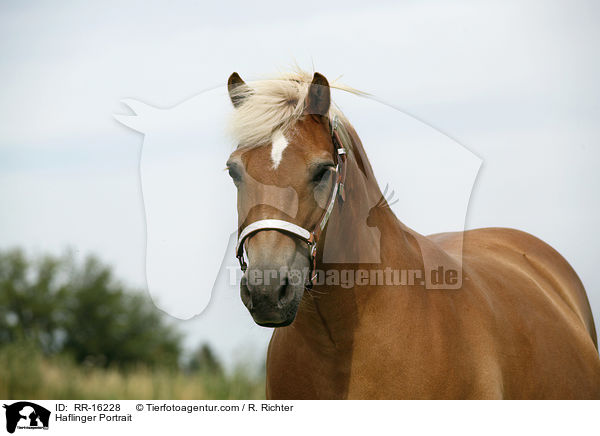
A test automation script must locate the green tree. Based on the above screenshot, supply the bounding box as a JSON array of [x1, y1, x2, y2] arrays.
[[187, 343, 223, 376], [0, 250, 68, 353], [0, 249, 182, 369]]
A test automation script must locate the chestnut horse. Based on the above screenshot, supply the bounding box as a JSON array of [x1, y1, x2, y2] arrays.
[[225, 69, 600, 399]]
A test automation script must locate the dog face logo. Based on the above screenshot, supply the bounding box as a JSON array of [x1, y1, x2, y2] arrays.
[[3, 402, 50, 434]]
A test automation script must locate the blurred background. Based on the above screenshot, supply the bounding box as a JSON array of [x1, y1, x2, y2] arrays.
[[1, 0, 599, 399]]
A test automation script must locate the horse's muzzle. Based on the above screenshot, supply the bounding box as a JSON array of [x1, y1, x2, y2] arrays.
[[240, 265, 303, 327]]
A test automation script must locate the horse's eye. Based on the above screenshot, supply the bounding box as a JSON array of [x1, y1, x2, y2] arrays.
[[227, 165, 242, 185], [311, 164, 334, 185]]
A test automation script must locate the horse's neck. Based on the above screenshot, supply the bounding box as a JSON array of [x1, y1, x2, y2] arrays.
[[325, 122, 425, 271], [293, 125, 425, 350]]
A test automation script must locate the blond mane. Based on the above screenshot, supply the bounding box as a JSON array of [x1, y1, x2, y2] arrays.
[[227, 68, 363, 147]]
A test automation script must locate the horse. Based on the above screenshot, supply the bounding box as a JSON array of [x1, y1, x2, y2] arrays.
[[224, 69, 600, 399]]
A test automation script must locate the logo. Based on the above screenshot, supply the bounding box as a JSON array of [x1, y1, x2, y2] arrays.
[[3, 402, 50, 434]]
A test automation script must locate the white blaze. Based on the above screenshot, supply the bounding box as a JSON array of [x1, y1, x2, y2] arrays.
[[270, 130, 288, 169]]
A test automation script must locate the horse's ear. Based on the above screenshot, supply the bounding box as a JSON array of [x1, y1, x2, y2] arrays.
[[305, 72, 330, 116], [228, 72, 247, 108]]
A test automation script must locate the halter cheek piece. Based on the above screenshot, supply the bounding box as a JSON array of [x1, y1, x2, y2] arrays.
[[235, 115, 348, 287]]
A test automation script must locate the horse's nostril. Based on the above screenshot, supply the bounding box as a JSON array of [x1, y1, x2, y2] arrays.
[[277, 277, 294, 308]]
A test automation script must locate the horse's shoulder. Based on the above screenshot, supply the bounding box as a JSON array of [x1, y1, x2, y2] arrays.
[[442, 227, 579, 291], [434, 227, 597, 347], [430, 227, 560, 259]]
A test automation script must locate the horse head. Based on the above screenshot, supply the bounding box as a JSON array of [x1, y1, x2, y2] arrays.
[[226, 71, 344, 326]]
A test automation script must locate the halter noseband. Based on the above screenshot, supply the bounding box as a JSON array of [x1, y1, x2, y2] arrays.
[[235, 115, 348, 287]]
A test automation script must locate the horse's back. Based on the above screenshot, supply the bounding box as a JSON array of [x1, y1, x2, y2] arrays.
[[431, 227, 600, 398]]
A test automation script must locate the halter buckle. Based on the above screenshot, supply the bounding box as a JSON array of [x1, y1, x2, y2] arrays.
[[237, 254, 248, 272], [308, 239, 317, 258]]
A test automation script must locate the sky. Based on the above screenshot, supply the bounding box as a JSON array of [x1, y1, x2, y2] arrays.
[[1, 0, 599, 366]]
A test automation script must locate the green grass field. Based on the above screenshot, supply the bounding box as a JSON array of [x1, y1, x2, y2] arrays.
[[0, 342, 265, 400]]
